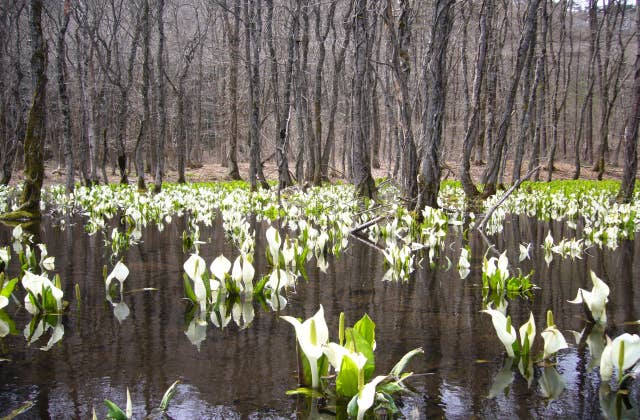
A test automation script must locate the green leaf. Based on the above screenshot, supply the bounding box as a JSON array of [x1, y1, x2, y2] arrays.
[[346, 394, 359, 419], [42, 286, 57, 313], [353, 314, 376, 350], [253, 275, 269, 296], [0, 310, 17, 335], [160, 380, 180, 412], [285, 387, 324, 398], [104, 399, 127, 420], [27, 290, 43, 314], [336, 356, 360, 398], [389, 347, 424, 377], [182, 274, 198, 303], [0, 277, 18, 298], [375, 392, 400, 415], [346, 328, 375, 381], [378, 381, 404, 395]]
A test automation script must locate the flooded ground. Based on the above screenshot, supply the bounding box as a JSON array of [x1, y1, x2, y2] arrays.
[[1, 214, 639, 419]]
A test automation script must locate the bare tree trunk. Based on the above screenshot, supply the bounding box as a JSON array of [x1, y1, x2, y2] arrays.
[[528, 0, 549, 181], [383, 0, 418, 206], [311, 1, 336, 184], [153, 0, 166, 192], [223, 0, 241, 180], [1, 5, 26, 186], [594, 2, 628, 180], [512, 14, 537, 182], [618, 1, 640, 203], [352, 0, 375, 198], [482, 0, 541, 198], [3, 0, 46, 219], [460, 0, 492, 203], [174, 44, 197, 184], [135, 0, 150, 190], [192, 43, 203, 167], [83, 39, 100, 185], [584, 0, 599, 165], [73, 30, 89, 185], [244, 0, 268, 191], [417, 0, 455, 210], [370, 19, 382, 171], [548, 0, 572, 182], [295, 0, 313, 183], [266, 0, 292, 189], [320, 2, 352, 181], [57, 0, 74, 193]]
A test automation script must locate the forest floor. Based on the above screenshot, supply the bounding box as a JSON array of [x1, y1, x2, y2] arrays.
[[10, 157, 628, 188]]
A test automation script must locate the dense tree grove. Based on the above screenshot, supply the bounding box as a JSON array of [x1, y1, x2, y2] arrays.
[[0, 0, 638, 205]]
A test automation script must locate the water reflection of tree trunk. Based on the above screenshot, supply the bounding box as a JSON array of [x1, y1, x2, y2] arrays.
[[617, 240, 635, 323]]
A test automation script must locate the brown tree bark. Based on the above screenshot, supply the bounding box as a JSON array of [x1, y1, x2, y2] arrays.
[[481, 0, 542, 198], [320, 2, 352, 181], [57, 0, 74, 193], [2, 0, 46, 219], [382, 0, 418, 206], [352, 0, 375, 198], [134, 0, 150, 190], [244, 0, 268, 191], [153, 0, 166, 192], [1, 4, 26, 186], [618, 1, 640, 203], [222, 0, 241, 180], [266, 0, 293, 189], [417, 0, 455, 210]]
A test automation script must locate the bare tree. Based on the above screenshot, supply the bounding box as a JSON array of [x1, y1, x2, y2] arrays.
[[244, 0, 268, 190], [618, 0, 640, 203], [382, 0, 418, 206], [134, 0, 150, 190], [153, 0, 166, 192], [417, 0, 456, 210], [0, 3, 26, 186], [351, 0, 375, 198], [221, 0, 241, 180], [266, 0, 292, 189], [2, 0, 46, 219], [56, 0, 74, 193], [478, 0, 542, 199]]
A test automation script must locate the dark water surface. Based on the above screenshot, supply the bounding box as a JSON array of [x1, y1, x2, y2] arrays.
[[1, 215, 639, 419]]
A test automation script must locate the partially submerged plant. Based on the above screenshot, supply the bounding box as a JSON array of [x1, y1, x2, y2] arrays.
[[568, 271, 609, 324], [541, 310, 568, 361], [481, 252, 534, 295], [599, 333, 640, 387], [281, 305, 329, 390], [100, 380, 180, 420], [22, 271, 63, 315], [483, 309, 567, 363], [281, 306, 423, 419], [104, 261, 131, 323]]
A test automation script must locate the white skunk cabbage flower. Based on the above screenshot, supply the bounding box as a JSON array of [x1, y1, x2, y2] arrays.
[[568, 271, 609, 324], [600, 333, 640, 382], [482, 309, 517, 358], [281, 305, 329, 389]]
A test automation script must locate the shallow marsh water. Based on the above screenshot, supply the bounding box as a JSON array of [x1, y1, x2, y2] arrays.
[[0, 214, 639, 419]]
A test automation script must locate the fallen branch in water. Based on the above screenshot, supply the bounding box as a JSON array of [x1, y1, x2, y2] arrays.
[[349, 231, 386, 253], [350, 215, 385, 235], [476, 165, 543, 233]]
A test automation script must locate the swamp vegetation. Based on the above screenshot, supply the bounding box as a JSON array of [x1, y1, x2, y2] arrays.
[[0, 179, 639, 418]]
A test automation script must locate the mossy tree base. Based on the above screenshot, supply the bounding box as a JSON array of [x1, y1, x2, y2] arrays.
[[0, 208, 41, 221]]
